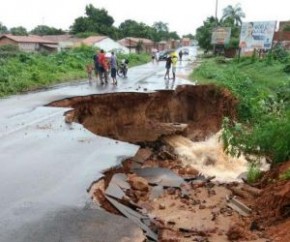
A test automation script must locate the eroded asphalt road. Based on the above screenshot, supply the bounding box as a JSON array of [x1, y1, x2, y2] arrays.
[[0, 47, 196, 242]]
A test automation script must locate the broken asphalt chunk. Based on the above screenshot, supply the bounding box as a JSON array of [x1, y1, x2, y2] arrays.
[[105, 196, 158, 241], [226, 196, 252, 216], [133, 167, 184, 187], [149, 185, 164, 200], [132, 148, 153, 163], [105, 182, 127, 200], [110, 173, 130, 190]]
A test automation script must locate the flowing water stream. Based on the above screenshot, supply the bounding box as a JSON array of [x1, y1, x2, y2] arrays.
[[164, 131, 270, 182]]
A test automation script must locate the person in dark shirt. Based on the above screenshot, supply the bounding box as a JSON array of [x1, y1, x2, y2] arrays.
[[164, 55, 172, 80], [179, 50, 183, 62]]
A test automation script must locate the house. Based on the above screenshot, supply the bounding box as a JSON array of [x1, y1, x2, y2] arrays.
[[80, 36, 129, 54], [167, 39, 180, 49], [118, 37, 154, 53], [0, 34, 58, 52], [273, 31, 290, 49], [181, 37, 191, 47], [157, 41, 169, 51], [42, 35, 82, 51]]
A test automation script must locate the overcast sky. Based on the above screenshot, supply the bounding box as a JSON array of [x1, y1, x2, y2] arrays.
[[1, 0, 289, 36]]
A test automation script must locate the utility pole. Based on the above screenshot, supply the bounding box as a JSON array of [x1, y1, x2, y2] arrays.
[[215, 0, 218, 20]]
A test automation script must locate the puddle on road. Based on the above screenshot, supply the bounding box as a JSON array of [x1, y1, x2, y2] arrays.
[[48, 84, 274, 241]]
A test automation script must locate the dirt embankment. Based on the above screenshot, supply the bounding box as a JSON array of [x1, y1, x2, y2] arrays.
[[48, 84, 237, 143], [252, 161, 290, 242]]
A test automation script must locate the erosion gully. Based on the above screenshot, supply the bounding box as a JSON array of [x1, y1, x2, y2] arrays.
[[48, 84, 290, 242]]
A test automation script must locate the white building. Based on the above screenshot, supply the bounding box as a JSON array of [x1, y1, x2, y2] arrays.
[[81, 36, 129, 54]]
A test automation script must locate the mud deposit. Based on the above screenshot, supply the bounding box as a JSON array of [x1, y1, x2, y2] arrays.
[[49, 85, 289, 241], [49, 85, 237, 143]]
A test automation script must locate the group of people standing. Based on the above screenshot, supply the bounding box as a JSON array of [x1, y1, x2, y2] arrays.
[[86, 49, 118, 86]]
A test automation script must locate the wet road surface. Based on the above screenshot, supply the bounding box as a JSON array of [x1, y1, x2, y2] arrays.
[[0, 48, 196, 242]]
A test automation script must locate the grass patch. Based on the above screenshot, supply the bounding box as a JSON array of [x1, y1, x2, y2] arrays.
[[280, 168, 290, 180], [247, 163, 262, 184], [0, 46, 150, 97]]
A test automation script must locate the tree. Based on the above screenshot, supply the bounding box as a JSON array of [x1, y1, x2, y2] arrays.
[[152, 21, 175, 42], [10, 26, 28, 36], [119, 20, 143, 38], [70, 4, 115, 37], [152, 21, 169, 32], [195, 16, 218, 51], [118, 20, 154, 39], [221, 4, 245, 26], [0, 22, 8, 34], [168, 31, 180, 40], [183, 34, 195, 39], [85, 4, 114, 27], [30, 25, 65, 35]]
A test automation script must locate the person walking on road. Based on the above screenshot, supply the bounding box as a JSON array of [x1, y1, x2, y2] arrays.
[[110, 52, 118, 85], [93, 50, 100, 84], [86, 63, 94, 85], [98, 49, 109, 85], [171, 52, 178, 81], [155, 51, 160, 65], [178, 50, 183, 62], [164, 55, 172, 80]]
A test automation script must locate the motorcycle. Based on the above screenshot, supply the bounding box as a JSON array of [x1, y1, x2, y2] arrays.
[[117, 59, 129, 78]]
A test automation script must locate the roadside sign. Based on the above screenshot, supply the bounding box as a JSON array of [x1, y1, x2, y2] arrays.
[[211, 27, 231, 45], [239, 21, 277, 50]]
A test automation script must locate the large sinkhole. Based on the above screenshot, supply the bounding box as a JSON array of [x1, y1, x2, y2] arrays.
[[48, 84, 237, 143]]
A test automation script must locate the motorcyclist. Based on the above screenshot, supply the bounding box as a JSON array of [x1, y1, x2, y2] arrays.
[[119, 58, 129, 78]]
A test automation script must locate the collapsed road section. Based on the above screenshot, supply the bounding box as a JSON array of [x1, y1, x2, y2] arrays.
[[48, 84, 289, 241], [48, 84, 237, 143]]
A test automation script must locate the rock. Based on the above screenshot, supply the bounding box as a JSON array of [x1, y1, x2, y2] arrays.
[[159, 229, 181, 242], [132, 148, 152, 163], [128, 175, 149, 191], [159, 204, 166, 210], [65, 113, 74, 123]]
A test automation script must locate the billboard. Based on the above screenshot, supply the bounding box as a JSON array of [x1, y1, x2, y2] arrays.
[[239, 21, 276, 50], [211, 27, 231, 45]]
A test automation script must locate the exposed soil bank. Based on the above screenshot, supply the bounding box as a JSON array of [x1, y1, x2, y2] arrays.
[[48, 84, 237, 143]]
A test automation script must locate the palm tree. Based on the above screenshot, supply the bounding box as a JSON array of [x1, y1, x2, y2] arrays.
[[221, 4, 245, 26]]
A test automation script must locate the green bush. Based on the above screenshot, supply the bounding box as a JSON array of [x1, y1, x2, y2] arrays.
[[272, 44, 289, 63], [247, 163, 262, 183], [280, 168, 290, 180], [283, 64, 290, 73]]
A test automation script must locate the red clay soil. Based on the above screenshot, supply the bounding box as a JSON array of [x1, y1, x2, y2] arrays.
[[90, 150, 290, 241], [253, 161, 290, 242], [48, 84, 237, 143]]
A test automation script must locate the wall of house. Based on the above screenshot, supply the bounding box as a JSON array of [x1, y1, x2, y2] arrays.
[[94, 38, 129, 54], [18, 43, 39, 52], [0, 38, 17, 46]]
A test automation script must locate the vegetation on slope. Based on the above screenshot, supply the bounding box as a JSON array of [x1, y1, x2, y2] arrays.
[[191, 51, 290, 164]]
